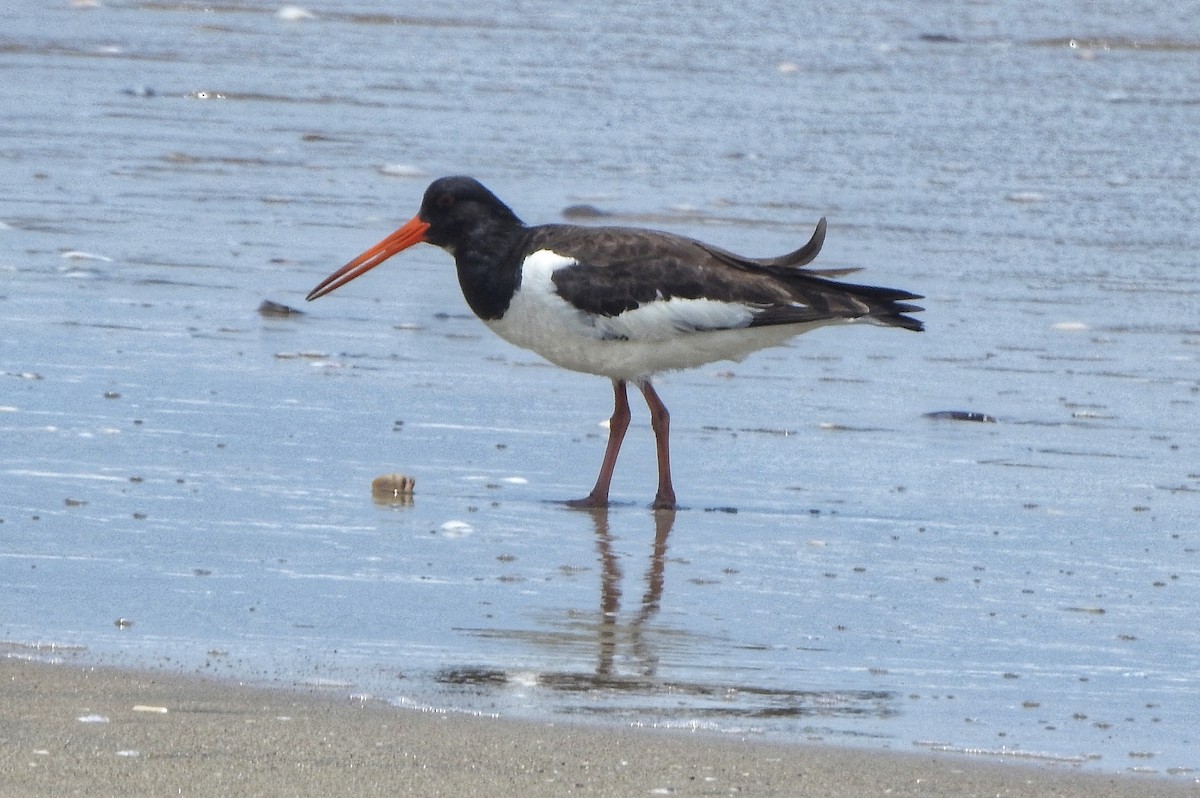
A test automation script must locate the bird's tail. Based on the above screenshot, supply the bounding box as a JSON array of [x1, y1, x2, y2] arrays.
[[752, 273, 925, 332], [838, 280, 925, 331]]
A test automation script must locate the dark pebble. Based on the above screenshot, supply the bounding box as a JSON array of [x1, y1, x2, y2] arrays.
[[258, 299, 304, 317], [924, 410, 997, 423]]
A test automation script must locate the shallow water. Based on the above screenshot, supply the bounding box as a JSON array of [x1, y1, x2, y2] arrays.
[[3, 0, 1199, 778]]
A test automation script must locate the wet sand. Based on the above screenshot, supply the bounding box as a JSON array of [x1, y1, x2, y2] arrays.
[[2, 658, 1193, 798]]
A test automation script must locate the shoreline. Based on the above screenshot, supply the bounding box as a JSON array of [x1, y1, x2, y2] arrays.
[[2, 657, 1194, 797]]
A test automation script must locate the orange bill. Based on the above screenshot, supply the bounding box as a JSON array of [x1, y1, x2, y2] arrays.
[[306, 215, 431, 301]]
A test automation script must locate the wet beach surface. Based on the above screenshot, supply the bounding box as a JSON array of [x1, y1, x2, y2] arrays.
[[2, 0, 1198, 779]]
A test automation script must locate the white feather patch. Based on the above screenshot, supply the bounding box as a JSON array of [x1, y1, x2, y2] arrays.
[[519, 249, 576, 295], [597, 297, 755, 340]]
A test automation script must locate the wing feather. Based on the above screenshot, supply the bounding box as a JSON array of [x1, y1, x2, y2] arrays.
[[522, 222, 923, 334]]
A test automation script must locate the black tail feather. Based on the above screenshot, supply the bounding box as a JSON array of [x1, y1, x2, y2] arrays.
[[749, 272, 925, 332]]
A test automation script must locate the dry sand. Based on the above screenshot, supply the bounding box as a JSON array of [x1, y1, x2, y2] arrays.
[[2, 657, 1194, 797]]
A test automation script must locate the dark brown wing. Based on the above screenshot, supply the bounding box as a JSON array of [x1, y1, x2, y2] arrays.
[[524, 224, 924, 332]]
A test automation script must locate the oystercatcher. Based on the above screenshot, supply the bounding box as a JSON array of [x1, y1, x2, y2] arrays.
[[307, 176, 923, 510]]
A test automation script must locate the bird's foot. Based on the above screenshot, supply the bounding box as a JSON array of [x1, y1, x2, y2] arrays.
[[564, 493, 610, 510], [562, 492, 677, 511], [650, 492, 677, 512]]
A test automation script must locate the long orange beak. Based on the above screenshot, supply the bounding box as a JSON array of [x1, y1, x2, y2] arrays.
[[306, 215, 431, 301]]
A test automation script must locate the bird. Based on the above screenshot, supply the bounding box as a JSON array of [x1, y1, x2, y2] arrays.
[[306, 176, 923, 510]]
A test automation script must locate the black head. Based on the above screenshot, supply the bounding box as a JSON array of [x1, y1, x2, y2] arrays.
[[306, 176, 525, 302], [417, 176, 525, 251]]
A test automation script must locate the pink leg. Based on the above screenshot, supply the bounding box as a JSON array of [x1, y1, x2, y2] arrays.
[[567, 379, 630, 508], [637, 380, 677, 510]]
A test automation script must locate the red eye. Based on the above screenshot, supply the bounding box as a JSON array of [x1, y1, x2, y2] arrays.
[[436, 193, 454, 209]]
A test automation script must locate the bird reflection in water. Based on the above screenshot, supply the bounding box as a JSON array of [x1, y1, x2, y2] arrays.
[[436, 509, 897, 727], [589, 506, 674, 679], [436, 507, 678, 690]]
